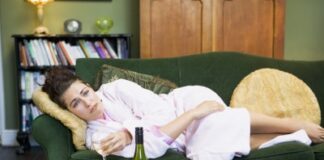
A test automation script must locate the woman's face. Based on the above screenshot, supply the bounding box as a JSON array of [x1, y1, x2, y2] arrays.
[[61, 80, 104, 121]]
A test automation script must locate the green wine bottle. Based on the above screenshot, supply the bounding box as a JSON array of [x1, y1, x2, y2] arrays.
[[133, 127, 147, 160]]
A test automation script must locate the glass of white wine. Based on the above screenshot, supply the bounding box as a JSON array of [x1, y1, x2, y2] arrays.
[[92, 132, 108, 160]]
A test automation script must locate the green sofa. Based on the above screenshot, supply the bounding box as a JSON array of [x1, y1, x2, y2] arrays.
[[32, 52, 324, 160]]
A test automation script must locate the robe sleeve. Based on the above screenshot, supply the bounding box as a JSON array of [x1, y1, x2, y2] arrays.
[[99, 79, 177, 158]]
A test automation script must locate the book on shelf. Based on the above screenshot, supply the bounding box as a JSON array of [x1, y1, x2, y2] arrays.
[[20, 43, 34, 67], [55, 42, 69, 66], [41, 39, 55, 66], [20, 71, 45, 100], [64, 42, 87, 63], [78, 40, 98, 58], [103, 38, 118, 59], [22, 103, 43, 132], [46, 41, 59, 65], [20, 71, 26, 100], [58, 41, 75, 65], [31, 40, 49, 66], [85, 41, 101, 58], [94, 41, 110, 58], [96, 41, 111, 58], [19, 43, 28, 67], [117, 38, 129, 59], [23, 40, 38, 66], [22, 104, 27, 132], [36, 40, 52, 66]]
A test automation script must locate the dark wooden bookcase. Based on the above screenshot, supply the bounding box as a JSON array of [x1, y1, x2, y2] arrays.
[[12, 34, 132, 154]]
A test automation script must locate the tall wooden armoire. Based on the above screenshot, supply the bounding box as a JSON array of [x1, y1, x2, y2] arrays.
[[140, 0, 285, 59]]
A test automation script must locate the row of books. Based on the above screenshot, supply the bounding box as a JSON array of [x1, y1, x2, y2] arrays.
[[19, 38, 129, 67], [22, 103, 43, 132], [20, 71, 45, 100]]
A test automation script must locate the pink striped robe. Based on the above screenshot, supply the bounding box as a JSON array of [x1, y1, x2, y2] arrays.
[[86, 79, 251, 160]]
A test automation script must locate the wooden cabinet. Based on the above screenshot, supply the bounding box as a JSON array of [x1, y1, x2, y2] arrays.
[[140, 0, 285, 59], [140, 0, 213, 58]]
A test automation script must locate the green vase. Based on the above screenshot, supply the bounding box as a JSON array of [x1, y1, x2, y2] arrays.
[[95, 17, 114, 34]]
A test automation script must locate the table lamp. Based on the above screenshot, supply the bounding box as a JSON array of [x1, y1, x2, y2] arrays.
[[27, 0, 53, 35]]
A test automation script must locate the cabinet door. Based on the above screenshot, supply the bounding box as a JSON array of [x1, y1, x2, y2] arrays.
[[213, 0, 285, 58], [141, 0, 213, 58]]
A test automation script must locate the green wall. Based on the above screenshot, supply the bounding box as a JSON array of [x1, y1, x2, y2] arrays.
[[1, 0, 324, 130], [0, 0, 139, 129], [284, 0, 324, 60]]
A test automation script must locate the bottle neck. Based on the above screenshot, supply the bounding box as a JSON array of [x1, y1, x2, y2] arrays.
[[135, 133, 143, 144], [135, 127, 144, 144], [134, 127, 147, 160]]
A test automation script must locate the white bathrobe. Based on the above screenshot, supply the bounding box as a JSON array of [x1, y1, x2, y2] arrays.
[[86, 79, 251, 160]]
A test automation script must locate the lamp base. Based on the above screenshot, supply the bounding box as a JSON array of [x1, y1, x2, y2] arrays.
[[34, 26, 49, 35]]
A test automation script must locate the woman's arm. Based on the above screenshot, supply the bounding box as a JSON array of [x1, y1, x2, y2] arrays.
[[102, 101, 224, 157], [160, 100, 225, 140]]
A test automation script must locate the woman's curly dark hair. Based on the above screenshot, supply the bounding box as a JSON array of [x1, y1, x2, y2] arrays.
[[42, 67, 79, 109]]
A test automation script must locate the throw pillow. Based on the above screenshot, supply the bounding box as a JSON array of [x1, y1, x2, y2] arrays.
[[32, 89, 87, 150], [94, 64, 177, 93], [230, 68, 321, 124]]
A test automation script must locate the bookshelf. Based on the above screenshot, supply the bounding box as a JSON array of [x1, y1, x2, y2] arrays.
[[12, 34, 132, 154]]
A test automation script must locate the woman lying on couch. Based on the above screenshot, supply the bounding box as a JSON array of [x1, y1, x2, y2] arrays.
[[42, 67, 324, 160]]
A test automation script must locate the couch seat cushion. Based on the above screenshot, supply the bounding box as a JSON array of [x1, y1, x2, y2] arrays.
[[234, 141, 314, 160], [312, 143, 324, 160], [71, 149, 187, 160], [71, 142, 313, 160]]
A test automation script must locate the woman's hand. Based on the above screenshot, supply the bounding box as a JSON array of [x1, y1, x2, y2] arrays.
[[101, 129, 132, 155], [191, 100, 225, 120]]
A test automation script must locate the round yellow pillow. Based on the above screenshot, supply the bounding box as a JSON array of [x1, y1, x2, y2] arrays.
[[230, 68, 321, 124]]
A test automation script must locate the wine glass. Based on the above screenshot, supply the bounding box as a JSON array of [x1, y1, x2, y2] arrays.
[[92, 132, 108, 160]]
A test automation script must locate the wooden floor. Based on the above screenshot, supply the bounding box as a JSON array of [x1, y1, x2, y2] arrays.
[[0, 146, 46, 160]]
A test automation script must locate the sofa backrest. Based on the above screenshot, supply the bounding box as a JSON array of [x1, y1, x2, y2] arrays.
[[76, 52, 324, 124]]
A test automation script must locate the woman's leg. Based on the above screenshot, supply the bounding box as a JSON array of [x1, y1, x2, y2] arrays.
[[249, 111, 324, 143]]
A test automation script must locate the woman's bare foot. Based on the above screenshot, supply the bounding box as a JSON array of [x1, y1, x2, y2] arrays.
[[299, 121, 324, 143]]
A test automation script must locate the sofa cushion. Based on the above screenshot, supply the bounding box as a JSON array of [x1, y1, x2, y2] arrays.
[[32, 89, 87, 150], [230, 68, 321, 124], [93, 64, 177, 93], [69, 142, 314, 160], [234, 141, 314, 160], [312, 143, 324, 160], [70, 149, 187, 160]]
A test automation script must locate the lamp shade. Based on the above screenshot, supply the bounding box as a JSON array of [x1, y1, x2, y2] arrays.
[[27, 0, 53, 6]]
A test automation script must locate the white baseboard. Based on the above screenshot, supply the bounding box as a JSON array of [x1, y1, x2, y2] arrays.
[[1, 129, 39, 147], [1, 129, 18, 146]]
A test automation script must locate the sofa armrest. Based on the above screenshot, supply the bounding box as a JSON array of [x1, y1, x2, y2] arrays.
[[32, 114, 76, 160]]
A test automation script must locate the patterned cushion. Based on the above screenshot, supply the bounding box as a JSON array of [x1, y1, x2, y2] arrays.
[[94, 64, 177, 93]]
